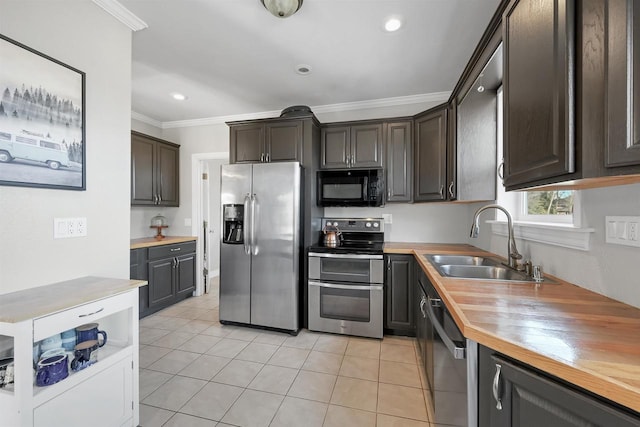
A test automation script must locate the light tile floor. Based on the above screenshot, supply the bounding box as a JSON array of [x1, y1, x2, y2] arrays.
[[139, 277, 438, 427]]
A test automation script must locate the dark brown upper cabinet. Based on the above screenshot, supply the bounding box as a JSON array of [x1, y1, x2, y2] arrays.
[[454, 26, 502, 202], [385, 120, 413, 202], [229, 119, 302, 163], [131, 131, 179, 207], [414, 106, 448, 202], [502, 0, 576, 190], [321, 122, 384, 169], [606, 0, 640, 167]]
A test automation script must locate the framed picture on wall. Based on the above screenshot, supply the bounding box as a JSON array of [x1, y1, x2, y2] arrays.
[[0, 33, 86, 190]]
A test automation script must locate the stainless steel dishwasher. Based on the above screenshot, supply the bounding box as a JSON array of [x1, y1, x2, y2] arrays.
[[419, 273, 478, 426]]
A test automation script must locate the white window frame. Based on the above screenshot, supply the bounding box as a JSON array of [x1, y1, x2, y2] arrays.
[[517, 190, 580, 227]]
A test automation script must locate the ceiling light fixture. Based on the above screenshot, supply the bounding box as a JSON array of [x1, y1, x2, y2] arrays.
[[171, 93, 187, 101], [384, 17, 403, 32], [261, 0, 303, 18]]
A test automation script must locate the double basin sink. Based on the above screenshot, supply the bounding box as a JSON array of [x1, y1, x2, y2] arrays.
[[425, 254, 550, 283]]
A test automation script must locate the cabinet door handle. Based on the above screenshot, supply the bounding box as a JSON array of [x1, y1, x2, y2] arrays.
[[176, 258, 180, 268], [448, 181, 454, 198], [79, 307, 104, 318], [492, 363, 503, 411], [439, 185, 444, 199], [497, 160, 505, 180], [265, 152, 270, 162], [345, 154, 350, 167]]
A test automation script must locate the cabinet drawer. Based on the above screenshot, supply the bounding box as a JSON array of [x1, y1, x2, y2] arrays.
[[148, 241, 196, 260], [33, 291, 135, 341]]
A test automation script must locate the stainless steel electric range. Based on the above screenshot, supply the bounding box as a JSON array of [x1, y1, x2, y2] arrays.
[[307, 218, 384, 339]]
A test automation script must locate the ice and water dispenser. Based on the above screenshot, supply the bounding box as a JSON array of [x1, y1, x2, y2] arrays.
[[223, 204, 244, 244]]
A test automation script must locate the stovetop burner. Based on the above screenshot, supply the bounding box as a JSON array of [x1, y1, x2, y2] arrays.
[[309, 217, 385, 255]]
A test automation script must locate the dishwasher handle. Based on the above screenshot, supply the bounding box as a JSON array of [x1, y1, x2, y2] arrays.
[[426, 296, 466, 359]]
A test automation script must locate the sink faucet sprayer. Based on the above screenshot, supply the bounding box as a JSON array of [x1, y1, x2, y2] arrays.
[[470, 204, 522, 269]]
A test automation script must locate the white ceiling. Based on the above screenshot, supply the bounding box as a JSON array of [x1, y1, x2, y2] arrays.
[[118, 0, 501, 125]]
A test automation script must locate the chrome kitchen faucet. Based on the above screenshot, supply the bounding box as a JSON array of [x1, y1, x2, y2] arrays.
[[470, 204, 522, 269]]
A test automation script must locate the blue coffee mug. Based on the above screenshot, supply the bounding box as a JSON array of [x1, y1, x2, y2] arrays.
[[36, 354, 68, 387], [71, 340, 99, 371], [75, 323, 107, 347]]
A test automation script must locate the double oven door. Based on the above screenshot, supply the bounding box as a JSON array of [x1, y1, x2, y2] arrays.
[[308, 252, 384, 339]]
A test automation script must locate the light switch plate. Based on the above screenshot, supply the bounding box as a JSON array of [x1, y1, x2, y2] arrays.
[[605, 216, 640, 247], [54, 217, 87, 238]]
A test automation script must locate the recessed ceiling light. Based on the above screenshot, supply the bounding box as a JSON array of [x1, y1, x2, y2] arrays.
[[171, 93, 187, 101], [296, 64, 312, 75], [384, 17, 402, 32]]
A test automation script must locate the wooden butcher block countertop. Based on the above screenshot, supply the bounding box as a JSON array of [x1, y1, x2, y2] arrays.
[[384, 242, 640, 414], [130, 236, 197, 249]]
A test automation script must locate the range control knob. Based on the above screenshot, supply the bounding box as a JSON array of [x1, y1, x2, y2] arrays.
[[333, 222, 339, 227], [373, 222, 379, 228], [365, 222, 372, 228]]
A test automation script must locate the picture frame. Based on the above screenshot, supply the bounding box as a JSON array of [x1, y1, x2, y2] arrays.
[[0, 34, 86, 190]]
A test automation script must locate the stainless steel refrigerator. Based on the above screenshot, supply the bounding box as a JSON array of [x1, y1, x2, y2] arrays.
[[219, 162, 301, 333]]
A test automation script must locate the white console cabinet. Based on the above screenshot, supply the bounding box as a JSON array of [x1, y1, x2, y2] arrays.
[[0, 277, 146, 427]]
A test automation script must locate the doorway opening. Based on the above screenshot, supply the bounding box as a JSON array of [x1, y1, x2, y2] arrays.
[[192, 152, 228, 296]]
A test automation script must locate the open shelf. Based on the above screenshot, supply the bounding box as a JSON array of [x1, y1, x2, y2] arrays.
[[32, 343, 131, 406]]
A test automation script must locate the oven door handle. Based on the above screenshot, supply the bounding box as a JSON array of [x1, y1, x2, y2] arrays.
[[308, 253, 383, 260], [426, 297, 466, 360], [308, 281, 383, 291]]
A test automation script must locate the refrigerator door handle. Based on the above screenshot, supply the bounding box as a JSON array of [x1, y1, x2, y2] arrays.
[[251, 194, 258, 255], [243, 193, 251, 255]]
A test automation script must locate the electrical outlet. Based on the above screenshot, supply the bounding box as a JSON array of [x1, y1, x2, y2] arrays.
[[382, 213, 393, 224], [76, 217, 87, 236], [629, 222, 638, 241], [54, 217, 87, 239], [68, 218, 77, 236], [606, 216, 640, 247]]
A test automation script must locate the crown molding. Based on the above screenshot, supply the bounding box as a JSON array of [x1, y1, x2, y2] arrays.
[[311, 91, 451, 114], [162, 110, 281, 129], [92, 0, 148, 31], [131, 111, 162, 128], [151, 92, 451, 129]]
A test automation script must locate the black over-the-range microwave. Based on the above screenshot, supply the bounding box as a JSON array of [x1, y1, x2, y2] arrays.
[[317, 168, 384, 207]]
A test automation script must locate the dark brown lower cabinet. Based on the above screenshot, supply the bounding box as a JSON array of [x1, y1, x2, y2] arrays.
[[148, 257, 175, 309], [130, 241, 196, 318], [479, 345, 640, 426], [384, 255, 416, 336]]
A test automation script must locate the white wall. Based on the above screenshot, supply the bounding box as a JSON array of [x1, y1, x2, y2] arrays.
[[325, 202, 486, 243], [0, 1, 132, 294], [131, 118, 162, 139], [474, 183, 640, 308]]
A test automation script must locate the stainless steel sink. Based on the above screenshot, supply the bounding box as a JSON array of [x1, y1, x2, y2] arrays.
[[438, 264, 532, 281], [429, 255, 500, 267], [424, 254, 553, 283]]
